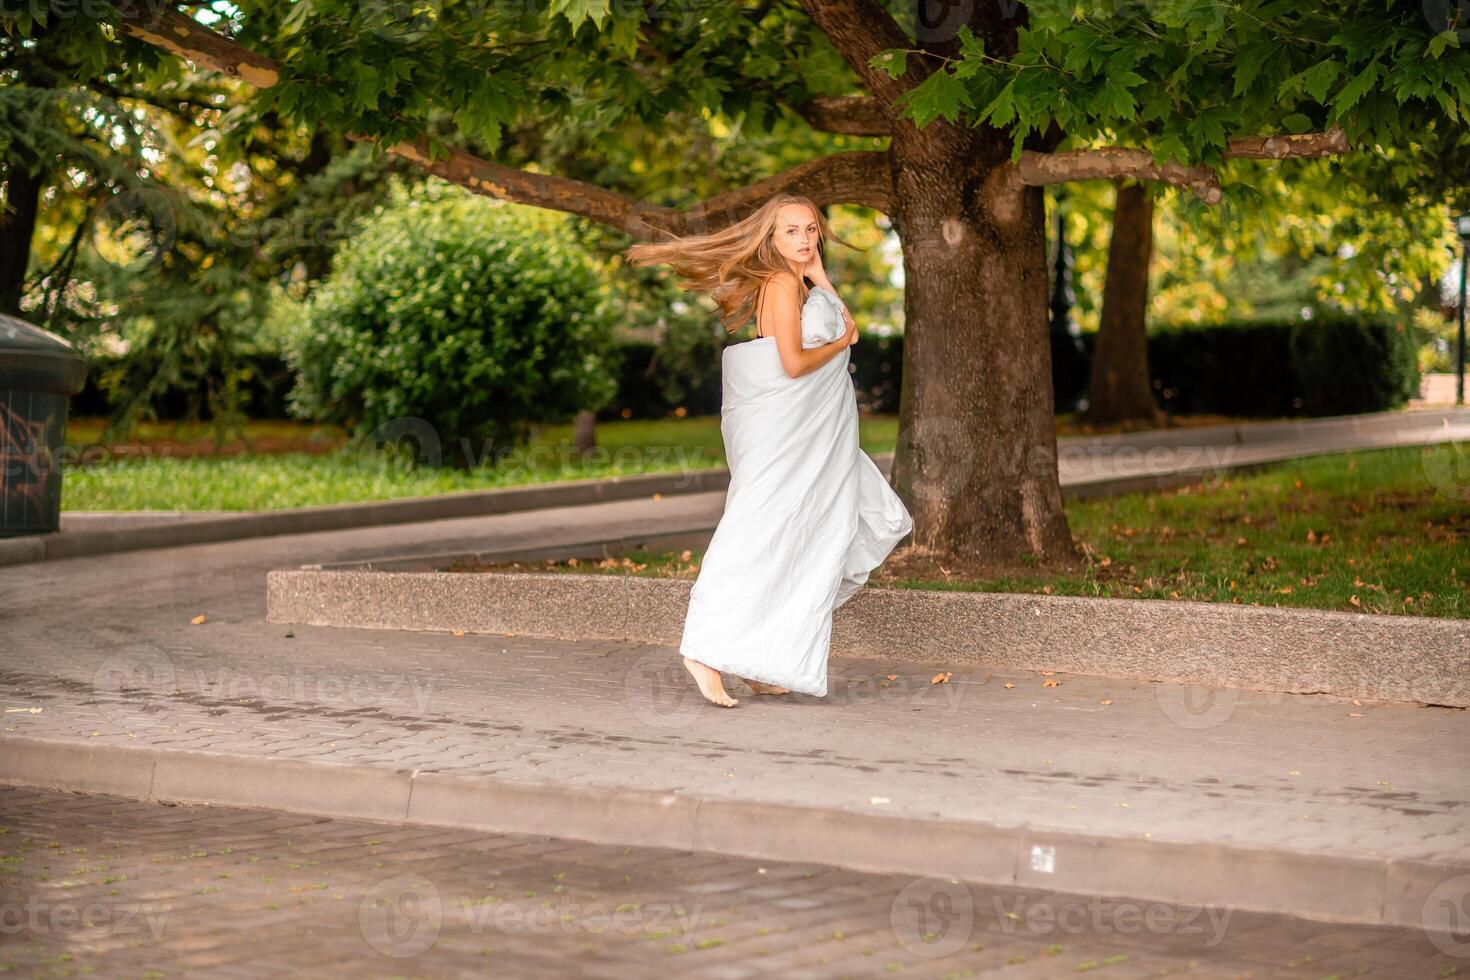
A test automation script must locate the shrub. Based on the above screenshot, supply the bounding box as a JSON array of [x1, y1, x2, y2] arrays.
[[283, 183, 619, 468], [1147, 317, 1420, 416]]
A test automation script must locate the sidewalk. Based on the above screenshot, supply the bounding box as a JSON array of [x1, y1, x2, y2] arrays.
[[3, 786, 1457, 978], [1, 522, 1466, 929], [10, 405, 1466, 568]]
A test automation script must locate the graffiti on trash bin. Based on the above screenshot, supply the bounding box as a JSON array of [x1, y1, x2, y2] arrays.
[[0, 399, 56, 522]]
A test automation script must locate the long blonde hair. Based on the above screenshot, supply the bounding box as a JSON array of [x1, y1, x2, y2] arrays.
[[622, 194, 860, 334]]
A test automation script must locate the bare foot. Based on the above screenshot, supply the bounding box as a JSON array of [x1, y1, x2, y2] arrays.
[[742, 678, 790, 695], [683, 657, 739, 707]]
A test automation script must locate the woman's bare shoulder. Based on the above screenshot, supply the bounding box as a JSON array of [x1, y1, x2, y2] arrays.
[[763, 271, 801, 295]]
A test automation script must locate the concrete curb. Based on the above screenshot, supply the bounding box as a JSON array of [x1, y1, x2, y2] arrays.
[[5, 406, 1464, 568], [0, 734, 1457, 930], [0, 466, 732, 568], [265, 568, 1470, 708]]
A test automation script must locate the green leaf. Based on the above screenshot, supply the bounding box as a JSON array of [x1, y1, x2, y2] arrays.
[[1279, 58, 1343, 106], [1233, 43, 1277, 97], [870, 49, 909, 81], [281, 2, 313, 36], [898, 67, 973, 128], [1428, 30, 1460, 59], [550, 0, 611, 31], [1300, 59, 1342, 104], [1332, 60, 1382, 118], [1099, 76, 1137, 119], [982, 77, 1018, 128], [957, 24, 985, 62], [607, 14, 642, 58]]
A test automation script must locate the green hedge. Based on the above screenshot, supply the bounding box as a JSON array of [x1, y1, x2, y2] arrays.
[[72, 351, 295, 421], [73, 315, 1421, 426], [1148, 317, 1420, 416]]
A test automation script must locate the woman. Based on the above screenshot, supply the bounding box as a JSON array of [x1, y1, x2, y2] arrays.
[[624, 194, 913, 707]]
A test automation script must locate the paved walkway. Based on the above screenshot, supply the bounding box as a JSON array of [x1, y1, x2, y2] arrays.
[[1, 786, 1458, 978], [1, 527, 1466, 876]]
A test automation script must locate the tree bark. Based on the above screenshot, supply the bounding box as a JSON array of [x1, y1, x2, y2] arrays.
[[0, 161, 42, 318], [885, 125, 1079, 569], [1085, 180, 1163, 426], [572, 408, 596, 455]]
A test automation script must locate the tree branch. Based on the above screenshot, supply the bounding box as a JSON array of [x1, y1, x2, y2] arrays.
[[1220, 129, 1351, 159], [793, 95, 890, 136], [116, 2, 279, 87], [1006, 146, 1224, 204], [116, 5, 893, 235], [795, 0, 928, 112], [353, 134, 891, 232], [997, 128, 1352, 208]]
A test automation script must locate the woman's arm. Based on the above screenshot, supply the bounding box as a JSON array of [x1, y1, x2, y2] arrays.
[[803, 250, 857, 344], [762, 274, 853, 378]]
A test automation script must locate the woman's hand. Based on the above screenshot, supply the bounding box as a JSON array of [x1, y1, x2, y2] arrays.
[[803, 246, 832, 287], [843, 307, 859, 346]]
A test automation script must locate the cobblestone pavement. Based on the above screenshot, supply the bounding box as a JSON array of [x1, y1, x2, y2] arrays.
[[1, 787, 1463, 979], [1, 524, 1467, 865]]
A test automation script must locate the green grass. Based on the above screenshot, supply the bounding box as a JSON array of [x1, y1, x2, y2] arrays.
[[62, 416, 902, 511], [455, 442, 1470, 619], [964, 442, 1468, 618], [56, 415, 1470, 615], [58, 412, 1260, 512]]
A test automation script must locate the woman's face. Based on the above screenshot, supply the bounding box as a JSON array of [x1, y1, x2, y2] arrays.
[[771, 204, 819, 268]]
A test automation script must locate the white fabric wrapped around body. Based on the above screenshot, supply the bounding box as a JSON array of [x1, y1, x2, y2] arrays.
[[678, 285, 914, 696]]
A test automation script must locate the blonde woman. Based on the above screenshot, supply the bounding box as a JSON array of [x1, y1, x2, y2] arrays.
[[624, 194, 913, 707]]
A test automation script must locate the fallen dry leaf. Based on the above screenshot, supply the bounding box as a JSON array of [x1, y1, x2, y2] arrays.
[[190, 614, 207, 625], [1100, 699, 1113, 705], [1042, 678, 1061, 687], [1004, 683, 1016, 689], [452, 629, 465, 637], [885, 675, 897, 681], [931, 672, 953, 685]]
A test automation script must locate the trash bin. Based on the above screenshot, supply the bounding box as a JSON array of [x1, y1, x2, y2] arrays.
[[0, 313, 87, 537]]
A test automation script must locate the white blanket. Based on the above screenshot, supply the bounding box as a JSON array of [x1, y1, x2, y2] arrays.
[[678, 285, 914, 696]]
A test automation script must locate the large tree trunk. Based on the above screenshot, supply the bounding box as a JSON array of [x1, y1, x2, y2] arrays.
[[108, 0, 1083, 570], [0, 161, 42, 317], [885, 126, 1079, 570], [1085, 180, 1163, 425]]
